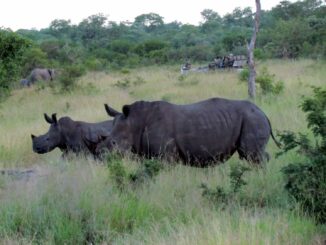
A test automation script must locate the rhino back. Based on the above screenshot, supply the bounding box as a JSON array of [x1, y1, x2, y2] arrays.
[[134, 98, 245, 162], [29, 68, 51, 83], [81, 120, 113, 142]]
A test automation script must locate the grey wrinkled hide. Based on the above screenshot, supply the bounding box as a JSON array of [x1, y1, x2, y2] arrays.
[[25, 68, 55, 85], [100, 98, 280, 166], [31, 113, 112, 157]]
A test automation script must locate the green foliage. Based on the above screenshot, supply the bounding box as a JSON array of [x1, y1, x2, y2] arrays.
[[239, 67, 284, 95], [110, 40, 133, 54], [256, 67, 284, 95], [20, 46, 49, 77], [84, 57, 106, 71], [201, 183, 228, 206], [201, 163, 251, 207], [229, 164, 251, 193], [0, 0, 321, 93], [114, 76, 146, 89], [58, 64, 86, 92], [132, 76, 146, 86], [278, 87, 326, 223], [222, 31, 248, 53], [106, 153, 127, 191], [129, 159, 163, 185], [114, 78, 131, 89], [107, 154, 163, 190], [0, 165, 164, 243], [135, 40, 168, 62], [254, 48, 268, 60], [238, 68, 249, 82], [0, 29, 31, 101]]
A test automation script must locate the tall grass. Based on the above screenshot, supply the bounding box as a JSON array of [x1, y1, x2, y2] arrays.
[[0, 59, 325, 244]]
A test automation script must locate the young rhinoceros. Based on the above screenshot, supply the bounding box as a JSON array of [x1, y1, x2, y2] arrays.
[[31, 113, 112, 157]]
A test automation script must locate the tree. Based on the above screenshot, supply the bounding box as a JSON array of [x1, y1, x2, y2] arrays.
[[133, 13, 164, 32], [0, 29, 31, 101], [200, 9, 222, 34], [77, 14, 109, 48], [223, 7, 253, 27], [247, 0, 261, 99], [49, 19, 72, 38]]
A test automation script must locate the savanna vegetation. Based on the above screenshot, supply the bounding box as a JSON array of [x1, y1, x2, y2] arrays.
[[0, 59, 325, 244], [0, 0, 325, 100], [0, 0, 325, 244]]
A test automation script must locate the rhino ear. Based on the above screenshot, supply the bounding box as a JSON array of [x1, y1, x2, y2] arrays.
[[44, 113, 53, 124], [104, 104, 121, 117], [122, 105, 130, 117], [52, 113, 58, 124], [31, 134, 36, 139]]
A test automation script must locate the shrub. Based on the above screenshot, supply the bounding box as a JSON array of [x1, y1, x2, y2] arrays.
[[256, 67, 284, 95], [238, 67, 284, 95], [84, 57, 105, 71], [59, 64, 86, 92], [278, 87, 326, 223], [106, 153, 127, 191], [201, 163, 251, 207], [254, 48, 267, 60], [0, 29, 31, 101], [129, 159, 163, 185], [132, 76, 146, 86], [238, 68, 249, 82], [114, 78, 131, 89], [114, 76, 146, 89]]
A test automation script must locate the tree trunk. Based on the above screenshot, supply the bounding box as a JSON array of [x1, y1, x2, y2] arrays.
[[247, 0, 261, 100]]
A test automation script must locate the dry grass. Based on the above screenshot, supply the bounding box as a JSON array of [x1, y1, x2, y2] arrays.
[[0, 59, 325, 244]]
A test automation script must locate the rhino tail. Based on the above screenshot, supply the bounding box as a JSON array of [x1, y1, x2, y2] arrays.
[[266, 116, 282, 149]]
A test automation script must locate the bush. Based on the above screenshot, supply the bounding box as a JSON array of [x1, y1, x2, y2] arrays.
[[201, 163, 251, 207], [0, 29, 31, 101], [238, 68, 249, 82], [84, 57, 106, 71], [278, 87, 326, 223], [58, 64, 86, 92], [106, 153, 127, 191], [256, 67, 284, 95], [129, 159, 163, 185], [239, 67, 284, 95], [254, 48, 267, 60]]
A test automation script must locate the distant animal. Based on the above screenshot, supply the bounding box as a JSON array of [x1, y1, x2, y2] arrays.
[[21, 68, 56, 86], [31, 113, 113, 157], [180, 62, 192, 75], [20, 79, 31, 87], [96, 98, 280, 166]]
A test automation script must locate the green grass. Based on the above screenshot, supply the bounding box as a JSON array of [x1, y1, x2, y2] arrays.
[[0, 59, 325, 244]]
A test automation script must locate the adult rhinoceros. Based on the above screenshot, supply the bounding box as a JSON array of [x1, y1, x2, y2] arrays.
[[97, 98, 280, 166], [21, 68, 55, 86], [31, 113, 112, 157]]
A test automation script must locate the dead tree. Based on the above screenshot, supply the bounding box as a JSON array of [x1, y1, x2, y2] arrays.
[[247, 0, 261, 99]]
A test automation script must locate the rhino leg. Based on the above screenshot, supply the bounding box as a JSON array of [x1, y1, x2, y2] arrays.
[[237, 150, 268, 165], [237, 116, 270, 165]]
